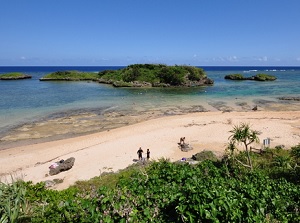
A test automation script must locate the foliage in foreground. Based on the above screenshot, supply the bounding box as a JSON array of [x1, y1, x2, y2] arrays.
[[0, 180, 31, 223], [228, 123, 260, 170], [1, 158, 299, 222]]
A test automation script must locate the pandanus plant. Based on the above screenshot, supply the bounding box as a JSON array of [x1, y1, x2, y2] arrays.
[[228, 123, 260, 170]]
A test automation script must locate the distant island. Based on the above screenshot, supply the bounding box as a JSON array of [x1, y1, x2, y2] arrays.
[[40, 70, 99, 81], [224, 73, 277, 81], [40, 64, 214, 87], [0, 72, 32, 80]]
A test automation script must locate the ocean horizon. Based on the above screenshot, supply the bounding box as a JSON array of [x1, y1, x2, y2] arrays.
[[1, 65, 300, 146]]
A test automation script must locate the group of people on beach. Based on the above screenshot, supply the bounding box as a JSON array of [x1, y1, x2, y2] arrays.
[[137, 137, 186, 160], [137, 147, 150, 160]]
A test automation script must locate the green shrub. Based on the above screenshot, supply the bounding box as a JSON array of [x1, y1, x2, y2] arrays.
[[192, 150, 218, 162], [122, 67, 141, 82], [41, 71, 99, 80], [224, 73, 245, 80], [185, 66, 205, 81], [158, 67, 185, 85], [291, 144, 300, 161]]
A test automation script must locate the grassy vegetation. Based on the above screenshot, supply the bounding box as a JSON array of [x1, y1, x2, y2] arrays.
[[40, 70, 99, 81], [0, 72, 31, 79], [1, 127, 300, 222], [225, 73, 277, 81], [224, 73, 245, 80]]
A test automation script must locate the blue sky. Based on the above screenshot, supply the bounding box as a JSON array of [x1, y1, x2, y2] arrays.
[[1, 0, 300, 66]]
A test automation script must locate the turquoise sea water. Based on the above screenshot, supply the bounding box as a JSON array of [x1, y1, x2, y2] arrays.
[[0, 66, 300, 135]]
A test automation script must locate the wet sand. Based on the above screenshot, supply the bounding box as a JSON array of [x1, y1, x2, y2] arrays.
[[1, 97, 299, 149]]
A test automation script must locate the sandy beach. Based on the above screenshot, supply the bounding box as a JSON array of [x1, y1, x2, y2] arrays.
[[1, 110, 300, 190]]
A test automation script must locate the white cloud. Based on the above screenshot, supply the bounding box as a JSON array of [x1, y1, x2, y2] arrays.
[[296, 57, 300, 61], [210, 56, 239, 62], [227, 56, 238, 61], [20, 56, 26, 60], [257, 56, 268, 62], [211, 57, 225, 62]]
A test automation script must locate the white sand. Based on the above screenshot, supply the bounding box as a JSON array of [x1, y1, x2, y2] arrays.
[[1, 111, 300, 190]]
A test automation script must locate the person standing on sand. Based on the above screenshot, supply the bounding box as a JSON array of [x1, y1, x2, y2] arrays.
[[179, 137, 185, 145], [137, 147, 143, 160], [146, 149, 150, 160]]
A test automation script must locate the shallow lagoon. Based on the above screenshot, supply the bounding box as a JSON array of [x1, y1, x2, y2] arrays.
[[0, 66, 299, 147]]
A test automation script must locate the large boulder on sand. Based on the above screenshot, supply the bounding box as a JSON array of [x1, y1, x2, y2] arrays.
[[49, 157, 75, 176]]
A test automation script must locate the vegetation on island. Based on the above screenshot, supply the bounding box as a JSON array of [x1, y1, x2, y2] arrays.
[[98, 64, 214, 87], [39, 64, 214, 87], [1, 124, 300, 222], [0, 72, 31, 80], [40, 70, 100, 81], [254, 73, 277, 81], [224, 73, 245, 80], [225, 73, 277, 81]]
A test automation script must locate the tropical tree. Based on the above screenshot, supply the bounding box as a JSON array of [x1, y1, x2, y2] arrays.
[[228, 123, 260, 169]]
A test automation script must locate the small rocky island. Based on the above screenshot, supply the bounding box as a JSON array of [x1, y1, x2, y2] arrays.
[[40, 64, 214, 87], [224, 73, 277, 81], [0, 72, 32, 80], [40, 70, 99, 81]]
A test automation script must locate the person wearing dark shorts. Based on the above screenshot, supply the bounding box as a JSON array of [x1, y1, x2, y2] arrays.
[[146, 149, 150, 160]]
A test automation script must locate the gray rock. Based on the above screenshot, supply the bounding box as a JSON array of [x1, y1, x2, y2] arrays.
[[44, 180, 55, 188], [278, 96, 300, 101], [49, 157, 75, 176]]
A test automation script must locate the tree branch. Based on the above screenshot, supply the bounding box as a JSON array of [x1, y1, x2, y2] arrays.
[[234, 158, 252, 168]]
